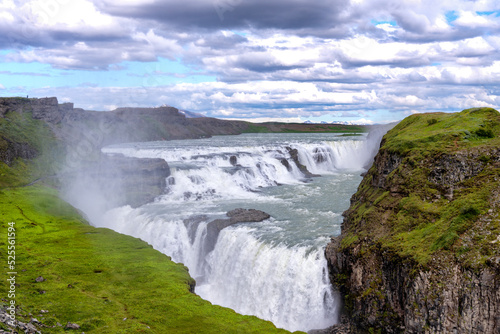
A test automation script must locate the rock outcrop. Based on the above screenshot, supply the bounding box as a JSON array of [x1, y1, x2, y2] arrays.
[[94, 154, 171, 208], [59, 153, 171, 209], [0, 97, 69, 125], [181, 209, 271, 266], [286, 146, 320, 178], [326, 108, 500, 333], [205, 208, 271, 255], [0, 135, 38, 165]]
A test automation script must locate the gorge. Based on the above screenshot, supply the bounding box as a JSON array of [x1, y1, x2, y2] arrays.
[[1, 97, 499, 333]]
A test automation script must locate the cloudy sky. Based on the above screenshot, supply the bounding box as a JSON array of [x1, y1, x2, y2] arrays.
[[1, 0, 499, 123]]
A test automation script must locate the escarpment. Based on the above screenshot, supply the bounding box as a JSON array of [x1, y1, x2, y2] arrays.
[[326, 108, 500, 333], [0, 96, 250, 145]]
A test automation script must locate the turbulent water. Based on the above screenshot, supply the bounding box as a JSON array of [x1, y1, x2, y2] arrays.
[[79, 131, 385, 332]]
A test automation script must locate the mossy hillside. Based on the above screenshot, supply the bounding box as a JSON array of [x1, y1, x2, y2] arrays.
[[382, 107, 500, 154], [341, 108, 500, 267], [0, 186, 297, 333], [0, 110, 63, 187]]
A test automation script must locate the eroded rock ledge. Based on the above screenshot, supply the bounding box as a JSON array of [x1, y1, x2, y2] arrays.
[[184, 208, 271, 256]]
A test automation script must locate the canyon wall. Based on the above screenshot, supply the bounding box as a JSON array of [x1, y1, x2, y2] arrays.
[[326, 108, 500, 333]]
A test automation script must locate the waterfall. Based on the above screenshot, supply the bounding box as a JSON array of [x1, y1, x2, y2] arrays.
[[67, 132, 388, 332], [102, 135, 379, 201], [97, 205, 339, 332], [197, 227, 339, 332]]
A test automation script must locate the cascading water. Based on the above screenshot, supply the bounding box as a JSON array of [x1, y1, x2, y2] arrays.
[[68, 131, 387, 332]]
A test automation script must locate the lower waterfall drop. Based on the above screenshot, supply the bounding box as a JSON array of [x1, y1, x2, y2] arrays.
[[196, 227, 338, 332]]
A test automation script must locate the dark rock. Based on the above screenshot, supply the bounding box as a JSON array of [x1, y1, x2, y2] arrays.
[[0, 135, 38, 165], [183, 215, 209, 244], [229, 155, 238, 166], [280, 158, 291, 171], [204, 209, 271, 255], [286, 146, 320, 178], [35, 276, 45, 283], [427, 149, 500, 199], [0, 97, 34, 118], [62, 153, 171, 208], [370, 148, 402, 189], [65, 322, 80, 330], [226, 208, 271, 222], [313, 147, 328, 163], [31, 97, 64, 124]]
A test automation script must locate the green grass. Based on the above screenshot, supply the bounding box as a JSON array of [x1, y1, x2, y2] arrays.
[[241, 123, 272, 133], [241, 122, 366, 134], [0, 186, 298, 333], [382, 108, 500, 155]]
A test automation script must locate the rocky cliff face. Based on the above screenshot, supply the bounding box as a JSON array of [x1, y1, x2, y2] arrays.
[[0, 136, 38, 165], [326, 108, 500, 333], [60, 154, 171, 209], [0, 96, 251, 145], [0, 96, 70, 124], [0, 97, 176, 206]]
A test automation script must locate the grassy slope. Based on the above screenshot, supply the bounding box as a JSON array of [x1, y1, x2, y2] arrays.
[[242, 122, 366, 134], [0, 110, 62, 188], [341, 108, 500, 267], [0, 110, 298, 333]]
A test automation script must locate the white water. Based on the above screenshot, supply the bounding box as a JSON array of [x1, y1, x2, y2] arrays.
[[68, 131, 387, 332]]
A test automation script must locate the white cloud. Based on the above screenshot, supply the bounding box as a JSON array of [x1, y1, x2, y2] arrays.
[[455, 11, 499, 29], [24, 0, 115, 28], [0, 0, 499, 123]]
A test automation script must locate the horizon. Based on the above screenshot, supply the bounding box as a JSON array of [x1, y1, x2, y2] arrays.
[[0, 0, 499, 124]]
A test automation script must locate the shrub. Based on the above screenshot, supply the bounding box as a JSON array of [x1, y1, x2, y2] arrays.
[[475, 128, 494, 138]]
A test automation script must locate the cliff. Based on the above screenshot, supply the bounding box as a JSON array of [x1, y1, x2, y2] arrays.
[[326, 108, 500, 333], [0, 97, 250, 143]]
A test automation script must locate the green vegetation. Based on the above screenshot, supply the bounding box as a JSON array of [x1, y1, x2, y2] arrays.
[[382, 108, 500, 155], [0, 111, 62, 187], [242, 122, 366, 134], [339, 133, 363, 137], [0, 187, 295, 333], [342, 108, 500, 267], [241, 123, 272, 133], [0, 108, 299, 333]]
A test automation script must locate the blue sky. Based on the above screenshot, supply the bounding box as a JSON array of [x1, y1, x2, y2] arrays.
[[1, 0, 499, 124]]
